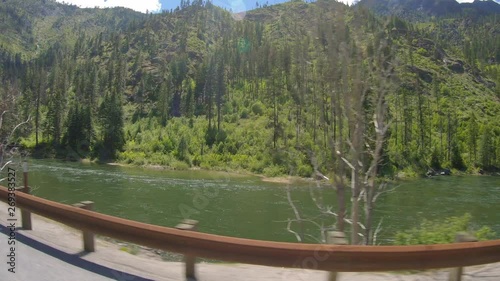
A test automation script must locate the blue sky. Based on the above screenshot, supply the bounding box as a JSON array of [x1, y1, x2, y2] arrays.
[[161, 0, 286, 12], [54, 0, 486, 14]]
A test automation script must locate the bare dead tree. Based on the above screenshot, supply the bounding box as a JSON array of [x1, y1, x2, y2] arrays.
[[328, 18, 396, 245], [0, 114, 31, 175], [360, 28, 397, 245], [0, 83, 31, 183], [284, 12, 396, 246], [328, 12, 348, 235], [328, 37, 368, 245]]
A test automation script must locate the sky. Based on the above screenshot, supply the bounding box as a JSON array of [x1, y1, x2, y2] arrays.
[[54, 0, 354, 13], [54, 0, 490, 14]]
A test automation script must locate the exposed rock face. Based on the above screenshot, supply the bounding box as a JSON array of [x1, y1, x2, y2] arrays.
[[448, 60, 464, 73], [485, 80, 497, 89], [408, 65, 433, 83]]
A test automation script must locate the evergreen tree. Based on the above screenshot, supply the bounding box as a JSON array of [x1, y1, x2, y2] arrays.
[[450, 141, 465, 170], [467, 113, 478, 165], [63, 103, 84, 154], [430, 147, 441, 170], [479, 128, 494, 170], [98, 91, 124, 159]]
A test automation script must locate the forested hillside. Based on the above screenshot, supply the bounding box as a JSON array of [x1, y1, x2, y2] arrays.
[[358, 0, 500, 20], [0, 0, 143, 58], [1, 0, 500, 178]]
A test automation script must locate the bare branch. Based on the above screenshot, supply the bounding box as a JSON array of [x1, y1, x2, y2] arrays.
[[343, 218, 366, 230], [286, 184, 304, 241], [323, 206, 338, 217], [0, 110, 7, 132], [373, 183, 399, 203], [8, 115, 31, 142], [286, 220, 302, 242], [364, 165, 375, 185], [372, 218, 384, 245], [357, 221, 366, 230], [1, 160, 13, 171], [0, 144, 3, 168], [337, 154, 354, 170], [304, 234, 323, 244], [309, 183, 325, 211]]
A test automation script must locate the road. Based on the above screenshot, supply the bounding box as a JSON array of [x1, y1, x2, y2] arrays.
[[0, 225, 120, 281]]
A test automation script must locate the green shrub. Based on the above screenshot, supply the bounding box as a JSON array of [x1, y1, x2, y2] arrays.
[[263, 165, 285, 177], [416, 47, 427, 56], [251, 101, 265, 116], [132, 157, 146, 166], [149, 153, 173, 166], [240, 108, 249, 119], [20, 134, 37, 149], [248, 156, 266, 173], [162, 137, 175, 153], [192, 154, 201, 166], [297, 164, 313, 178], [119, 151, 146, 164], [200, 153, 223, 169], [394, 213, 496, 245], [230, 154, 249, 169], [171, 160, 190, 170]]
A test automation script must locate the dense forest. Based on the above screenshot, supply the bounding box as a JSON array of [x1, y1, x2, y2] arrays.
[[1, 0, 500, 179]]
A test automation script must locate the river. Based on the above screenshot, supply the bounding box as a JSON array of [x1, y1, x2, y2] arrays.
[[18, 159, 500, 245]]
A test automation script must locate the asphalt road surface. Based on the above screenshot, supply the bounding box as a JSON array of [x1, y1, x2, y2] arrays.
[[0, 223, 152, 281]]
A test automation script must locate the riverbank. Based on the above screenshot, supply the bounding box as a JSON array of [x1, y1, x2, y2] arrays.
[[25, 140, 317, 181], [1, 201, 499, 281], [25, 143, 498, 182], [104, 159, 499, 185], [94, 159, 308, 185]]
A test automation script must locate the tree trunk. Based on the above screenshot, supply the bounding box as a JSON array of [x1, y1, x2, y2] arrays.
[[350, 168, 360, 245]]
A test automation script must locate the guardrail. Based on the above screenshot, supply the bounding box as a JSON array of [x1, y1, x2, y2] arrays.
[[1, 185, 500, 275]]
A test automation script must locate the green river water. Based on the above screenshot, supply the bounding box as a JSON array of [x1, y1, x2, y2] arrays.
[[18, 159, 500, 245]]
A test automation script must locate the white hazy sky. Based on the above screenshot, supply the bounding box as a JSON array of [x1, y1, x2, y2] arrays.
[[54, 0, 488, 14]]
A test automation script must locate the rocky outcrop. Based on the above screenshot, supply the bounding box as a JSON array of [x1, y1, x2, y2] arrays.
[[408, 65, 434, 83], [426, 168, 451, 177], [447, 60, 465, 73]]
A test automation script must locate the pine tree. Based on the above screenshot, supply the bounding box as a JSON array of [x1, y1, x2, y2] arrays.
[[63, 103, 84, 153], [98, 91, 124, 159], [467, 113, 478, 165], [450, 141, 465, 170], [479, 128, 493, 170]]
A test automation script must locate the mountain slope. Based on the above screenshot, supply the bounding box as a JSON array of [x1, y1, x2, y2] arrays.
[[0, 0, 144, 59], [358, 0, 500, 21]]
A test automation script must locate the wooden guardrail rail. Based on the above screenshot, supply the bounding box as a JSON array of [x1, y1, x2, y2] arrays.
[[1, 185, 500, 272]]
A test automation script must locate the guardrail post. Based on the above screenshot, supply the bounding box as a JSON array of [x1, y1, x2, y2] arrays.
[[327, 231, 348, 281], [176, 219, 199, 281], [73, 201, 95, 252], [21, 161, 32, 230], [448, 232, 477, 281]]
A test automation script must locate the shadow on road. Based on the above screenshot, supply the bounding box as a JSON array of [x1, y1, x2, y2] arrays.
[[0, 223, 153, 281]]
